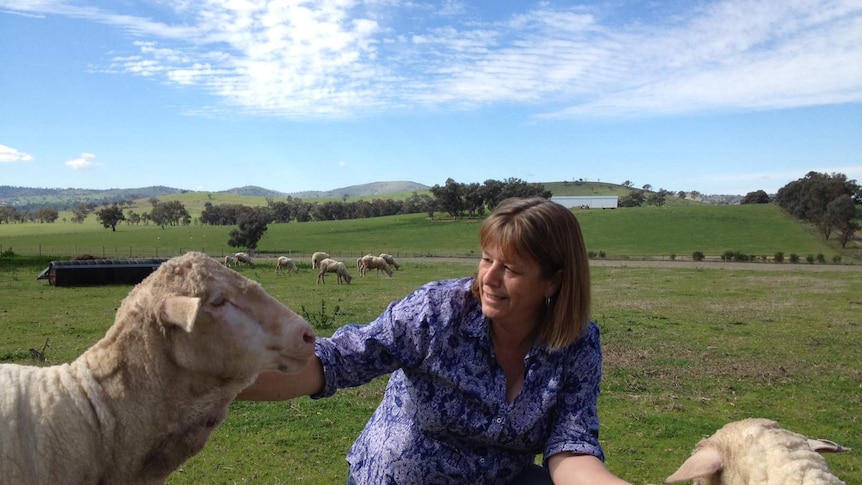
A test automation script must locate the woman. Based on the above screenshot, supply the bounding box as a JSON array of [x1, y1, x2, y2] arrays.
[[239, 197, 632, 485]]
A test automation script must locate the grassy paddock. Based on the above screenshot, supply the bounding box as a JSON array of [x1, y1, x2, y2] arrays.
[[2, 204, 858, 263], [0, 257, 859, 484]]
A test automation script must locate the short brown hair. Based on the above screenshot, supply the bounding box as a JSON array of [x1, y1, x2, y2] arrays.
[[470, 197, 591, 350]]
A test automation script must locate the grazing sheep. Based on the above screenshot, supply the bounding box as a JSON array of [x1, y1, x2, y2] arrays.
[[234, 252, 253, 266], [0, 251, 316, 485], [223, 255, 236, 267], [379, 253, 399, 270], [311, 251, 330, 270], [317, 258, 352, 284], [665, 418, 848, 485], [357, 254, 375, 276], [275, 256, 299, 274], [361, 255, 393, 277]]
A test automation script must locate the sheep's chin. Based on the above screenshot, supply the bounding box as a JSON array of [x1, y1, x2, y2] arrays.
[[276, 356, 311, 374]]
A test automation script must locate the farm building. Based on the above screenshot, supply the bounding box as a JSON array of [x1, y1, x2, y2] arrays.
[[36, 258, 168, 287], [551, 195, 618, 209]]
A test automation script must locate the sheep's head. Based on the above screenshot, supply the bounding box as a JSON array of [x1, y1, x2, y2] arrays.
[[341, 271, 353, 284], [380, 253, 399, 269], [665, 418, 848, 485], [122, 252, 316, 382]]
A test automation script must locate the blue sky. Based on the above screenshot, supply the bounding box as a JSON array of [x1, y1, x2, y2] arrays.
[[1, 0, 861, 196]]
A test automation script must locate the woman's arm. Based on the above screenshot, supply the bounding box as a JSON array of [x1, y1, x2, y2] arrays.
[[236, 356, 324, 401], [548, 453, 632, 485]]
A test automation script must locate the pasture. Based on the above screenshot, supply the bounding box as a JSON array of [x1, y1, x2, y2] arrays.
[[2, 203, 858, 263], [0, 202, 860, 483]]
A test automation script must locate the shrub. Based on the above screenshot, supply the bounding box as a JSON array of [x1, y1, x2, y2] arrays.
[[816, 253, 826, 264], [774, 251, 784, 263], [789, 253, 800, 263], [300, 300, 342, 330], [806, 254, 815, 264], [692, 251, 705, 261], [832, 255, 843, 264]]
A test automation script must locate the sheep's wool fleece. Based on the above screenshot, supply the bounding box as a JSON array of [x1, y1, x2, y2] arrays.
[[0, 363, 110, 483], [676, 418, 845, 485]]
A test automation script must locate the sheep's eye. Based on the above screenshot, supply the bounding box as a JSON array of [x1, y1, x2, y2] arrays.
[[211, 296, 227, 307]]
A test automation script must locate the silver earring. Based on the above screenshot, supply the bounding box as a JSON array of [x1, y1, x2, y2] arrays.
[[545, 297, 551, 308]]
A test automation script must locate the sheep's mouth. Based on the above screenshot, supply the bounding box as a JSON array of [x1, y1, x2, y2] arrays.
[[275, 354, 312, 373]]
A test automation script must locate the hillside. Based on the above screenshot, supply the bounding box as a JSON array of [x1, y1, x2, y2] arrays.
[[0, 185, 185, 209], [0, 181, 431, 210], [288, 181, 429, 199]]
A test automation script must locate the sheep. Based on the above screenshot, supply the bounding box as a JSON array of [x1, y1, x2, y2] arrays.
[[275, 256, 299, 274], [317, 258, 352, 284], [223, 255, 236, 267], [379, 253, 399, 270], [360, 255, 393, 277], [357, 253, 375, 276], [665, 418, 849, 485], [0, 251, 316, 485], [311, 251, 330, 270], [234, 251, 253, 266]]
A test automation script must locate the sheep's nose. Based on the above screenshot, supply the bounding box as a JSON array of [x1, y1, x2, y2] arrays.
[[302, 328, 316, 345], [295, 323, 316, 354]]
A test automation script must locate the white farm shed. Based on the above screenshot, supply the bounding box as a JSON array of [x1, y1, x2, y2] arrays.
[[551, 196, 618, 209]]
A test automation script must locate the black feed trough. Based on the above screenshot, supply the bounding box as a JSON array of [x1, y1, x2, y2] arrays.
[[36, 258, 168, 287]]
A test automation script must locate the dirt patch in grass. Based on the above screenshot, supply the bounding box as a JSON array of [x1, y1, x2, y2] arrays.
[[602, 343, 799, 388]]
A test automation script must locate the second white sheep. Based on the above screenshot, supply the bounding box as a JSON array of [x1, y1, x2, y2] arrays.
[[665, 418, 848, 485]]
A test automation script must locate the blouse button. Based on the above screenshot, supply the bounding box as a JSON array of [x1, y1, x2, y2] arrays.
[[495, 417, 503, 424], [479, 458, 486, 465]]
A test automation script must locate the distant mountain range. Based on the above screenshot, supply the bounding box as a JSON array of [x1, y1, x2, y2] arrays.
[[222, 181, 431, 199], [0, 181, 431, 209], [0, 180, 747, 209]]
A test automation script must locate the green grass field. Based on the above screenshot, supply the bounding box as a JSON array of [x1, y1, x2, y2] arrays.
[[2, 203, 859, 264], [1, 203, 860, 484]]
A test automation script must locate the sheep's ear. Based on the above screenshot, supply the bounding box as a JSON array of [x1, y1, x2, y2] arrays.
[[160, 295, 201, 333], [808, 438, 851, 453], [665, 448, 723, 483]]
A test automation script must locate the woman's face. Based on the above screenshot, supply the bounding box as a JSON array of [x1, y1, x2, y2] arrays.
[[477, 244, 557, 330]]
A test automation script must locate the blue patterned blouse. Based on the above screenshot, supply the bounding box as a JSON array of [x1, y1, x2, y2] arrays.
[[313, 277, 604, 485]]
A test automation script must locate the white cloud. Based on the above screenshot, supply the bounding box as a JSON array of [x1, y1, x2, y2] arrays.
[[0, 144, 34, 163], [65, 153, 100, 170], [5, 0, 862, 119]]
